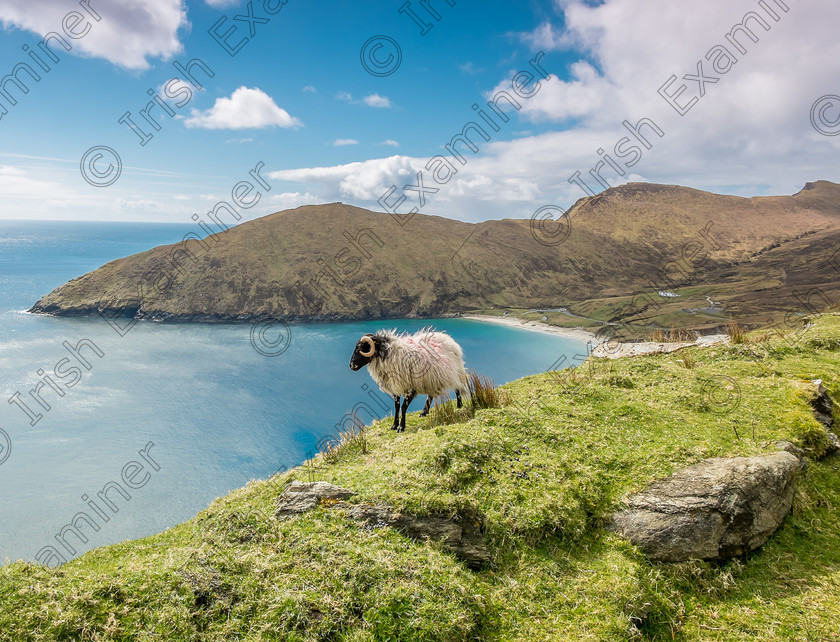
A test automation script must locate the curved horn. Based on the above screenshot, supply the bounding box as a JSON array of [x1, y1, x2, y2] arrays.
[[358, 336, 376, 358]]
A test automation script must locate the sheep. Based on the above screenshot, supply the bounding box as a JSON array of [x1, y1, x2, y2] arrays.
[[349, 328, 469, 432]]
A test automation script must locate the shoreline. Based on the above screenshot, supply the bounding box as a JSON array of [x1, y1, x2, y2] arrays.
[[460, 314, 601, 344], [460, 314, 731, 359]]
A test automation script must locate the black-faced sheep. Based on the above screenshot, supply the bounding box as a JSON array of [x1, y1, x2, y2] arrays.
[[349, 328, 469, 432]]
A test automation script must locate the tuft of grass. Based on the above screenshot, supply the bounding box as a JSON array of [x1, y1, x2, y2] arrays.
[[669, 326, 698, 342], [726, 320, 747, 344], [425, 369, 507, 428], [680, 349, 697, 369], [428, 398, 473, 427], [468, 369, 509, 410], [647, 328, 667, 342], [320, 419, 368, 464]]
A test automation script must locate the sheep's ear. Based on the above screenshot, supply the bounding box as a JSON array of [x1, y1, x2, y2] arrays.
[[375, 336, 389, 358]]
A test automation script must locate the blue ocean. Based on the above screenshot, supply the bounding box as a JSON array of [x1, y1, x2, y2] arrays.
[[0, 221, 584, 565]]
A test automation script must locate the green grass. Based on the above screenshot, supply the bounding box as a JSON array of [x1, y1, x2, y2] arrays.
[[2, 315, 840, 640]]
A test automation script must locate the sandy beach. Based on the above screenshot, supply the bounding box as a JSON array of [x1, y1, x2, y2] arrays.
[[461, 314, 601, 344], [461, 314, 731, 359]]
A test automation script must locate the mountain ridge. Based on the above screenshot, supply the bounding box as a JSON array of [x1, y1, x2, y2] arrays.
[[29, 180, 840, 328]]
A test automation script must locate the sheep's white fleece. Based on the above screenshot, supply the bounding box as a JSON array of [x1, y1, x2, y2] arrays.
[[366, 328, 468, 398]]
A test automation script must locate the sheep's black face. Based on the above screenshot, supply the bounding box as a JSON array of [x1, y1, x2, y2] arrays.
[[349, 334, 375, 371], [349, 333, 387, 371]]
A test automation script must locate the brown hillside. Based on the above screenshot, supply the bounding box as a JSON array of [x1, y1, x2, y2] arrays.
[[29, 181, 840, 326]]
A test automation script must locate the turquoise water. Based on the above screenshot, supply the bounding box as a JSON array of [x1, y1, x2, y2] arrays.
[[0, 221, 585, 565]]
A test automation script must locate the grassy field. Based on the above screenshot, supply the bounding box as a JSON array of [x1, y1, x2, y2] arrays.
[[2, 314, 839, 640]]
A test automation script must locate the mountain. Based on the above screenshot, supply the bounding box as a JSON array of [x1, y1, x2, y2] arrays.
[[29, 181, 840, 327]]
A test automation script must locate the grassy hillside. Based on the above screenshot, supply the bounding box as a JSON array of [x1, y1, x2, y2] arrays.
[[2, 313, 839, 640], [29, 181, 840, 330]]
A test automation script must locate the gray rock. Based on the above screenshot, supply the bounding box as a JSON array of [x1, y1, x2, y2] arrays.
[[773, 440, 805, 460], [275, 481, 355, 519], [273, 481, 491, 567], [826, 430, 840, 454], [609, 452, 799, 562], [774, 441, 808, 470], [810, 382, 835, 430], [338, 503, 491, 568]]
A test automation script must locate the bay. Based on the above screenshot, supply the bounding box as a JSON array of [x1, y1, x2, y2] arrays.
[[0, 221, 585, 564]]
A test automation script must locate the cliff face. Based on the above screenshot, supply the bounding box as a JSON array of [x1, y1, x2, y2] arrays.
[[29, 181, 840, 323]]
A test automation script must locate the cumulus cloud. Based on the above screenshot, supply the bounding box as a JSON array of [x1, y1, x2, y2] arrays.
[[380, 139, 400, 147], [184, 87, 302, 130], [0, 0, 186, 70], [270, 156, 422, 203], [519, 21, 570, 51], [459, 62, 483, 74], [363, 93, 392, 108], [268, 0, 840, 221], [333, 138, 359, 146], [268, 191, 324, 210], [488, 61, 613, 122]]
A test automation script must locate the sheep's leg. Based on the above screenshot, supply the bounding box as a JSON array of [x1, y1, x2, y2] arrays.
[[419, 396, 432, 417], [456, 390, 463, 408], [391, 395, 401, 430], [399, 391, 416, 432]]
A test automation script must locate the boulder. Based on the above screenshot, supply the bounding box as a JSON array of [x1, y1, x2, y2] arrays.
[[809, 381, 834, 430], [339, 503, 491, 568], [274, 481, 491, 568], [275, 481, 355, 519], [801, 380, 839, 455], [609, 451, 799, 561]]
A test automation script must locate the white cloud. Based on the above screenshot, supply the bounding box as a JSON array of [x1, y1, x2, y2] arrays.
[[333, 138, 359, 146], [270, 156, 421, 203], [204, 0, 238, 6], [380, 139, 400, 147], [184, 87, 302, 130], [336, 91, 353, 101], [99, 0, 836, 224], [488, 62, 613, 122], [519, 21, 571, 52], [302, 85, 317, 93], [459, 62, 483, 74], [225, 137, 254, 144], [268, 191, 323, 210], [364, 93, 392, 108], [0, 0, 186, 70]]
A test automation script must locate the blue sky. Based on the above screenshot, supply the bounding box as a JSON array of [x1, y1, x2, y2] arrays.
[[0, 0, 838, 222]]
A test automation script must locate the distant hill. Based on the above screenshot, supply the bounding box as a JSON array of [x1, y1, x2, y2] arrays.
[[29, 181, 840, 327]]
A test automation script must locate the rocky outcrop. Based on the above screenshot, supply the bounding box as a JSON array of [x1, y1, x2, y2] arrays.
[[275, 481, 491, 568], [339, 503, 491, 568], [274, 481, 355, 519], [807, 381, 839, 454], [608, 452, 800, 562], [811, 382, 835, 429]]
